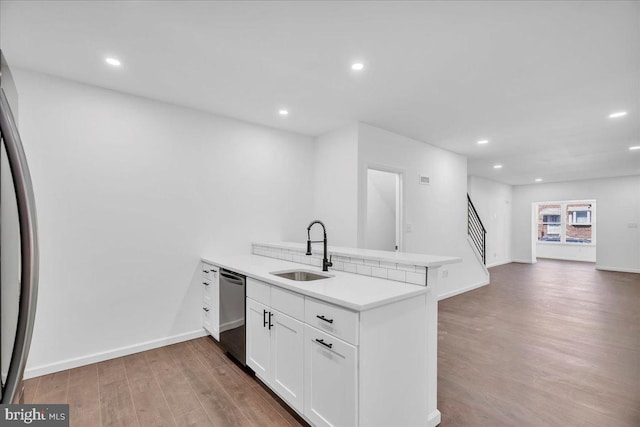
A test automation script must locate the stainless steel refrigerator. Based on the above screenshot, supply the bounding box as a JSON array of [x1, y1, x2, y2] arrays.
[[0, 50, 39, 404]]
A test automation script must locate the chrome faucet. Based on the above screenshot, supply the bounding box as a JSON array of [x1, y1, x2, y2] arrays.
[[306, 220, 333, 272]]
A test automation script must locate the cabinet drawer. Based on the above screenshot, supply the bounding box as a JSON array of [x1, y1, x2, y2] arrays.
[[247, 278, 270, 305], [305, 297, 358, 345], [271, 286, 304, 321], [202, 279, 213, 305], [202, 303, 213, 332], [304, 324, 357, 427], [202, 263, 213, 280]]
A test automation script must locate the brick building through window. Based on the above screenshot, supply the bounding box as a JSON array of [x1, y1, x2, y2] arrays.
[[537, 200, 595, 244]]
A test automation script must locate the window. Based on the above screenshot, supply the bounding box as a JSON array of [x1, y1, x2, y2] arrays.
[[537, 201, 595, 244], [538, 204, 561, 242], [565, 203, 593, 243]]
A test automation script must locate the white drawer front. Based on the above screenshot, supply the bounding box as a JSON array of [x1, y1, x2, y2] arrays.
[[202, 263, 215, 280], [305, 297, 358, 345], [271, 286, 304, 321], [202, 279, 213, 306], [202, 303, 213, 332], [304, 325, 357, 427], [247, 277, 270, 305]]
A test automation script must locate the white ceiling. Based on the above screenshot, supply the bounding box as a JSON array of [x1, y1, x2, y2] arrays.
[[1, 0, 638, 185]]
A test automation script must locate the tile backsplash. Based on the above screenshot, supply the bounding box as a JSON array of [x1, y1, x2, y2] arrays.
[[252, 244, 427, 286]]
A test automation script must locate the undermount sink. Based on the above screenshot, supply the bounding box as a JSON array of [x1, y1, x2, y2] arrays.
[[270, 269, 333, 282]]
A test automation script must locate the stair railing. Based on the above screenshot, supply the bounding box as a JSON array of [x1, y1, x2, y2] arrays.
[[467, 194, 486, 265]]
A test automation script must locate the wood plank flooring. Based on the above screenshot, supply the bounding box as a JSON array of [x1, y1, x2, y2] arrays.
[[25, 259, 639, 426], [24, 337, 306, 427], [438, 259, 640, 426]]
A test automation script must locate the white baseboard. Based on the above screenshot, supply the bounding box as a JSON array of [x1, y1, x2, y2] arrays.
[[537, 256, 596, 263], [428, 409, 442, 427], [438, 278, 490, 301], [595, 265, 640, 274], [512, 258, 536, 264], [486, 259, 512, 268], [24, 329, 208, 379]]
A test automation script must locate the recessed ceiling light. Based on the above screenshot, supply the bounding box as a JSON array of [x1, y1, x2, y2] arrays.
[[609, 111, 627, 118], [279, 109, 289, 116], [535, 178, 543, 182], [105, 57, 121, 67], [477, 139, 489, 145], [351, 63, 364, 71], [629, 146, 640, 150], [493, 164, 503, 169]]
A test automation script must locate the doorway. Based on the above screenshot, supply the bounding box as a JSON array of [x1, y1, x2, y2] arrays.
[[365, 168, 402, 252]]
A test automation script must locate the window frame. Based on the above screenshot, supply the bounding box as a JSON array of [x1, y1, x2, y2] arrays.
[[536, 200, 596, 246]]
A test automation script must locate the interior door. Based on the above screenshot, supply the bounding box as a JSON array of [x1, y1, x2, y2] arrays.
[[365, 168, 402, 252]]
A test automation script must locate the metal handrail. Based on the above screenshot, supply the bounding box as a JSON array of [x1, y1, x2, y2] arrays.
[[0, 88, 39, 404], [467, 194, 486, 265]]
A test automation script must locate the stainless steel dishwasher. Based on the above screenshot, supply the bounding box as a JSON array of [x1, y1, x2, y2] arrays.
[[218, 268, 246, 365]]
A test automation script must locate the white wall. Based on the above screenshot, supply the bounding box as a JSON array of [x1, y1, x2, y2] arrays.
[[467, 176, 513, 267], [14, 69, 314, 376], [536, 242, 596, 262], [365, 169, 397, 251], [312, 123, 359, 246], [512, 175, 640, 273], [357, 123, 488, 299]]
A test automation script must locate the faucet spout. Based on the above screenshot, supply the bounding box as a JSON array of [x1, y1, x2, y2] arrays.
[[306, 220, 333, 272]]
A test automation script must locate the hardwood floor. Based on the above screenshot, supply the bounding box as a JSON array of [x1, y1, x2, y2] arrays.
[[25, 259, 639, 426], [24, 337, 307, 427], [438, 259, 640, 426]]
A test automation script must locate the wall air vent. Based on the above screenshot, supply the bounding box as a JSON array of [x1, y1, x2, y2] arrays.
[[419, 175, 430, 185]]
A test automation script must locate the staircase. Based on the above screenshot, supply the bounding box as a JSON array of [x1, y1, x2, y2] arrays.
[[467, 194, 487, 265]]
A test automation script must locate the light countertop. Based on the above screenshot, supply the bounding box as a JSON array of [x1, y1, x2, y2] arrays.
[[201, 254, 427, 312], [255, 241, 461, 268]]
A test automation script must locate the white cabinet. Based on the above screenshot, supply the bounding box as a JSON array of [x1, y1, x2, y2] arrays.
[[305, 297, 358, 345], [245, 277, 429, 427], [270, 309, 304, 412], [246, 279, 304, 413], [304, 325, 357, 427], [246, 297, 271, 378], [201, 262, 219, 340]]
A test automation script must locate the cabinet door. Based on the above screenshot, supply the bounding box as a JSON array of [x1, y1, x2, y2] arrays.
[[246, 297, 271, 381], [304, 325, 357, 427], [271, 310, 304, 413]]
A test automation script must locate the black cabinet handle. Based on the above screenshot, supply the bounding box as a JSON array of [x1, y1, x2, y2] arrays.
[[268, 312, 274, 330], [203, 270, 209, 274], [316, 314, 334, 324], [203, 307, 210, 312], [315, 338, 333, 349], [263, 309, 268, 328], [203, 282, 210, 286]]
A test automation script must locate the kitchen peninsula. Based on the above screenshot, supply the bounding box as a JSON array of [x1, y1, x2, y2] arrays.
[[201, 242, 460, 427]]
